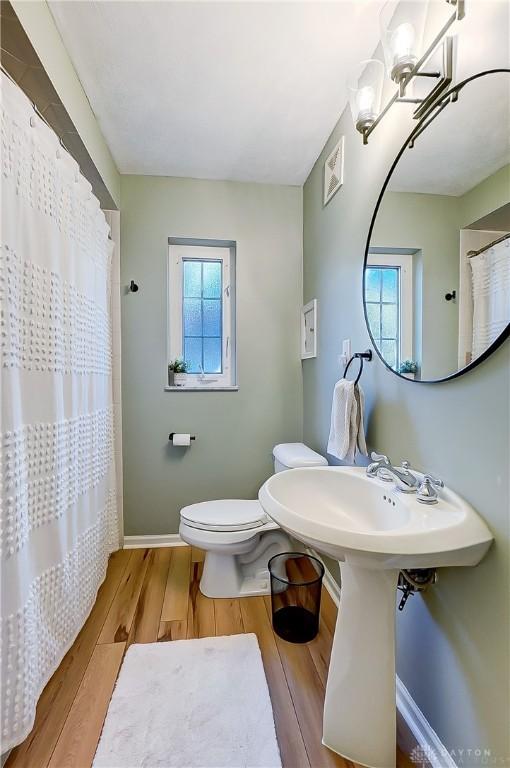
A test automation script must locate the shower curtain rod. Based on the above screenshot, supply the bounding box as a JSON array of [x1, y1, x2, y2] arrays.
[[467, 232, 510, 258], [0, 60, 89, 186], [1, 61, 112, 237]]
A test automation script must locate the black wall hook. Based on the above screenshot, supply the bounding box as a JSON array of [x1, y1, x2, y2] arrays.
[[445, 290, 456, 302], [129, 280, 139, 293]]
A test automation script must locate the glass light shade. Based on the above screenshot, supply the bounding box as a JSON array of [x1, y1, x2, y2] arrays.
[[348, 59, 385, 135], [379, 0, 426, 85]]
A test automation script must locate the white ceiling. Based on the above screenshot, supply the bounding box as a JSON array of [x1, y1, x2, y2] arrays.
[[48, 0, 385, 185]]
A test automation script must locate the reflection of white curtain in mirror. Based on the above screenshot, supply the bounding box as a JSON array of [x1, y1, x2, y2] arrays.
[[458, 230, 507, 369], [469, 237, 510, 360]]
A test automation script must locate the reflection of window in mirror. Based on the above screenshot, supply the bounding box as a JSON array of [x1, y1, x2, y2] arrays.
[[366, 253, 414, 373]]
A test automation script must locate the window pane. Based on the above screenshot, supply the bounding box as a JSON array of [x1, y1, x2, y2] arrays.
[[183, 298, 202, 336], [365, 263, 401, 370], [365, 269, 380, 303], [382, 268, 398, 302], [366, 303, 381, 341], [184, 337, 202, 372], [382, 303, 398, 338], [180, 255, 227, 377], [183, 261, 202, 298], [203, 261, 222, 298], [203, 299, 221, 337], [203, 337, 222, 373], [381, 339, 397, 369]]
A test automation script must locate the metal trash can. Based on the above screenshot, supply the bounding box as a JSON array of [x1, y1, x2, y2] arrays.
[[268, 552, 324, 643]]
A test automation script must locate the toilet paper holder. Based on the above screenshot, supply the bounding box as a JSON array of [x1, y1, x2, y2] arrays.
[[169, 432, 196, 442]]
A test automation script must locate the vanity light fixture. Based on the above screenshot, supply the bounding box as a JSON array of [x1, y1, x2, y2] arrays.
[[351, 0, 465, 144], [380, 0, 427, 95], [348, 59, 385, 136]]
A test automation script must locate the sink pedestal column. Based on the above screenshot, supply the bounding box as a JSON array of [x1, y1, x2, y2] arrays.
[[322, 563, 400, 768]]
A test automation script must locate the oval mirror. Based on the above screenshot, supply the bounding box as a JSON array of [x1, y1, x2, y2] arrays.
[[364, 69, 510, 382]]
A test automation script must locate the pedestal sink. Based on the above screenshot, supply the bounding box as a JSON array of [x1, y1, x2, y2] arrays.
[[258, 467, 493, 768]]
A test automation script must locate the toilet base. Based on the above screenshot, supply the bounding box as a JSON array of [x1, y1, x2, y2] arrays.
[[199, 530, 291, 599], [200, 555, 271, 598]]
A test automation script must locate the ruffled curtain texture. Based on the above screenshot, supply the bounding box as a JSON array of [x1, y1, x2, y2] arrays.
[[0, 72, 120, 751], [470, 237, 510, 359]]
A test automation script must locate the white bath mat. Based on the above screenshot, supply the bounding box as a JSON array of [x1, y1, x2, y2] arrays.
[[93, 633, 281, 768]]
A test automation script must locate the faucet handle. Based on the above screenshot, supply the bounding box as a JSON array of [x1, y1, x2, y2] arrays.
[[417, 474, 444, 505], [367, 452, 391, 480], [423, 473, 444, 488], [370, 451, 389, 464]]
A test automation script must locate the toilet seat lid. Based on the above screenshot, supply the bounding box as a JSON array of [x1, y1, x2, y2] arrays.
[[180, 500, 268, 532]]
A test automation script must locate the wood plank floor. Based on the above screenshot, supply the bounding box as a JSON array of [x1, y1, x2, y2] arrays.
[[6, 547, 413, 768]]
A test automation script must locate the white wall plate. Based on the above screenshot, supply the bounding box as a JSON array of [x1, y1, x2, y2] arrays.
[[301, 299, 317, 359]]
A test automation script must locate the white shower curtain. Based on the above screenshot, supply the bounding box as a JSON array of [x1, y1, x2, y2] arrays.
[[470, 237, 510, 360], [0, 73, 120, 751]]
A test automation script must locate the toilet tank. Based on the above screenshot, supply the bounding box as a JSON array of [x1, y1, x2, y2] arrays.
[[273, 443, 328, 473]]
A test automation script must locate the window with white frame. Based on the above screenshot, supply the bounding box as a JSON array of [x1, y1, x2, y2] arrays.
[[366, 252, 413, 371], [168, 241, 235, 387]]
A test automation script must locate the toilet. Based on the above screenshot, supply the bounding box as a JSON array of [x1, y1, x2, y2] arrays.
[[179, 442, 328, 598]]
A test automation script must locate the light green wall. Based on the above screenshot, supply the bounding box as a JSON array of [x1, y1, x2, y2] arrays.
[[120, 175, 303, 536], [12, 0, 120, 207], [303, 87, 509, 766], [461, 164, 510, 229], [372, 192, 460, 380]]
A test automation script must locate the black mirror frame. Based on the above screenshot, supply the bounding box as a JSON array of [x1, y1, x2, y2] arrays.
[[363, 68, 510, 384]]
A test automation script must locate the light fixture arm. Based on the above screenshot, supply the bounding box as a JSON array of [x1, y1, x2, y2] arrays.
[[407, 94, 453, 149], [397, 0, 461, 97], [414, 71, 441, 79]]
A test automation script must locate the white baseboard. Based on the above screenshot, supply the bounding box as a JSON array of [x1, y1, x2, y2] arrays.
[[322, 564, 341, 606], [123, 534, 187, 549], [317, 553, 455, 768], [396, 678, 457, 768]]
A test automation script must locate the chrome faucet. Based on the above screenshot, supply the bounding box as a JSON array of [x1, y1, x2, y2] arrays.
[[366, 452, 420, 493]]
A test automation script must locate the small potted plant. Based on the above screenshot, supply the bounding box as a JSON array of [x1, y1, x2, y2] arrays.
[[398, 359, 418, 379], [168, 358, 189, 387]]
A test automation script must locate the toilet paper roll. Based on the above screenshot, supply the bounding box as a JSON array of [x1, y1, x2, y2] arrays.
[[171, 433, 191, 446]]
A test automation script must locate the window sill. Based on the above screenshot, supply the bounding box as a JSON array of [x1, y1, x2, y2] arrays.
[[164, 385, 239, 392]]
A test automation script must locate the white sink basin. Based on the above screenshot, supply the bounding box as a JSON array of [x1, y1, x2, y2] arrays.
[[258, 466, 493, 768], [259, 466, 493, 569]]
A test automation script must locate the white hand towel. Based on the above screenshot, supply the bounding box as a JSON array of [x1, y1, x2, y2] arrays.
[[327, 379, 368, 464]]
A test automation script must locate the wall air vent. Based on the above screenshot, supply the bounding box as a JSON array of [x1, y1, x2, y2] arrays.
[[323, 136, 345, 206]]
